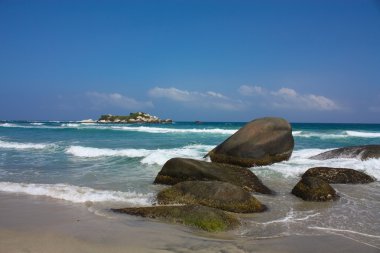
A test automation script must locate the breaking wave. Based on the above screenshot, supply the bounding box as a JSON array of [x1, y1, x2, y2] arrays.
[[0, 139, 53, 150], [257, 148, 380, 180], [66, 144, 214, 165], [0, 181, 152, 205], [293, 130, 380, 139], [108, 126, 237, 134]]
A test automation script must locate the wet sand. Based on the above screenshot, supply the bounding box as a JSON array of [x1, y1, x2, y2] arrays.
[[0, 193, 378, 253]]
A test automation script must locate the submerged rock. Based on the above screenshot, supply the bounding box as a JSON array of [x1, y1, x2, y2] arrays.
[[208, 117, 294, 167], [291, 177, 339, 202], [112, 205, 240, 232], [157, 181, 267, 213], [310, 145, 380, 161], [154, 158, 273, 194], [302, 167, 375, 184]]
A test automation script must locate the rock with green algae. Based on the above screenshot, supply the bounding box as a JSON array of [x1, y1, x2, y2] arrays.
[[292, 176, 339, 202], [157, 181, 267, 213], [302, 167, 375, 184], [207, 117, 294, 167], [112, 205, 240, 232], [154, 157, 273, 194]]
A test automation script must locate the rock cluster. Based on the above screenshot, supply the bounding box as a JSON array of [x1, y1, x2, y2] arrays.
[[114, 117, 293, 231], [291, 167, 374, 201], [112, 116, 377, 232]]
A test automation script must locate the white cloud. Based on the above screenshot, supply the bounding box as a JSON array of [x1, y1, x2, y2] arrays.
[[148, 87, 193, 102], [149, 87, 245, 111], [238, 85, 266, 96], [206, 91, 228, 99], [273, 87, 297, 97], [238, 85, 340, 111], [86, 92, 153, 110]]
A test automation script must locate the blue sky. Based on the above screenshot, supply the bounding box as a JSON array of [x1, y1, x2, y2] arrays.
[[1, 0, 380, 122]]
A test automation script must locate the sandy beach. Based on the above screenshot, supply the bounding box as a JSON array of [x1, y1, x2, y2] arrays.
[[0, 192, 378, 253]]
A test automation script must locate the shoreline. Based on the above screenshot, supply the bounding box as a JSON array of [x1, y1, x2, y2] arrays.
[[0, 192, 378, 253]]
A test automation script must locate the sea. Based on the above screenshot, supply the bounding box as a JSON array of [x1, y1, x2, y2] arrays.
[[0, 120, 379, 248]]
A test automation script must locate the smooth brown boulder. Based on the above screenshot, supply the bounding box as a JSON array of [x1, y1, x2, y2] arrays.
[[302, 167, 375, 184], [112, 205, 240, 232], [157, 181, 267, 213], [292, 177, 339, 202], [310, 145, 380, 161], [154, 157, 273, 194], [208, 117, 294, 167]]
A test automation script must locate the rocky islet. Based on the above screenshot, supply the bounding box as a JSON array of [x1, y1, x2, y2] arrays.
[[97, 112, 172, 124]]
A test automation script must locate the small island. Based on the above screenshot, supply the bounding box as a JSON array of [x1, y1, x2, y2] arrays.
[[97, 112, 172, 124]]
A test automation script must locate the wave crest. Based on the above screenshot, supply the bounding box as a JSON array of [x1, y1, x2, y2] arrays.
[[109, 126, 237, 134], [0, 140, 53, 150], [293, 130, 380, 139], [66, 144, 214, 165], [0, 181, 152, 205], [256, 148, 380, 180]]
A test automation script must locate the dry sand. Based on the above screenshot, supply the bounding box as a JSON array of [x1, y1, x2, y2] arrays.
[[0, 193, 378, 253]]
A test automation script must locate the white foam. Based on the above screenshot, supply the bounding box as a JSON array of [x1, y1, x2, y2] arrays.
[[293, 130, 380, 139], [293, 132, 347, 139], [259, 148, 380, 180], [141, 144, 212, 165], [66, 145, 152, 158], [254, 209, 320, 225], [66, 144, 214, 165], [30, 122, 44, 126], [345, 131, 380, 138], [0, 140, 52, 150], [61, 123, 81, 128], [0, 123, 53, 129], [0, 123, 18, 128], [0, 181, 152, 205]]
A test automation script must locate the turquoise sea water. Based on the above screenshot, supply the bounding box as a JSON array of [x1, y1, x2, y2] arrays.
[[0, 121, 380, 247]]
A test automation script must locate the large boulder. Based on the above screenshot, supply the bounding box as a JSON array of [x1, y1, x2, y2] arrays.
[[154, 158, 273, 194], [302, 167, 375, 184], [291, 177, 339, 201], [157, 181, 267, 213], [208, 117, 294, 167], [310, 145, 380, 161], [112, 205, 240, 232]]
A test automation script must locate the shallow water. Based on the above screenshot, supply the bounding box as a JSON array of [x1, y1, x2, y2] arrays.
[[0, 121, 379, 248]]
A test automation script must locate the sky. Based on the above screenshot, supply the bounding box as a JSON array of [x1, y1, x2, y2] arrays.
[[1, 0, 380, 123]]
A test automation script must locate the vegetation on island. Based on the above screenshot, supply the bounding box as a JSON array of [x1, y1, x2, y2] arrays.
[[97, 112, 172, 123]]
